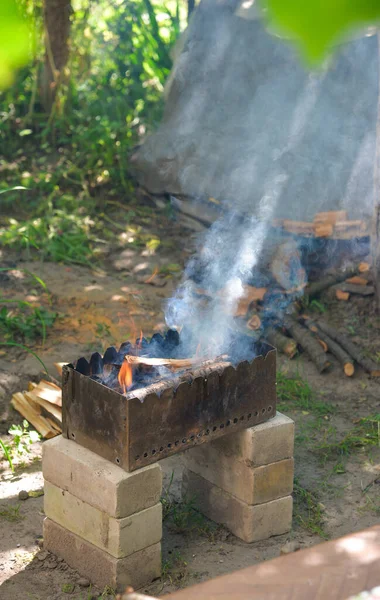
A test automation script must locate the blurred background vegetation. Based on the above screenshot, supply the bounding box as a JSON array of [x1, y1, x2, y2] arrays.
[[1, 0, 380, 268], [0, 0, 188, 266]]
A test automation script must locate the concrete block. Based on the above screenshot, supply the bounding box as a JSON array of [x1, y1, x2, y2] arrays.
[[183, 443, 294, 504], [210, 412, 295, 467], [43, 518, 161, 591], [44, 480, 162, 559], [182, 469, 292, 543], [42, 435, 162, 518]]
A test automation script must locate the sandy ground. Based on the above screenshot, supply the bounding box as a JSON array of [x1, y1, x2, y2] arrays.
[[1, 224, 380, 599]]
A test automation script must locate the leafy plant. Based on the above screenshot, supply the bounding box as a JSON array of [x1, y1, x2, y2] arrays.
[[0, 301, 56, 343], [261, 0, 380, 63], [0, 420, 40, 472], [0, 0, 29, 89], [0, 209, 96, 266]]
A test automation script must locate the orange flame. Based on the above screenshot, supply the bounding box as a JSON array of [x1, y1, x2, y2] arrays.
[[118, 360, 133, 394]]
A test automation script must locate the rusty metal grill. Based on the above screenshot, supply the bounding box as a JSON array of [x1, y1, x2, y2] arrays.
[[62, 339, 276, 472]]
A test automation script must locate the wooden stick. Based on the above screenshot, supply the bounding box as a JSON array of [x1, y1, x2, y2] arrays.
[[338, 283, 374, 296], [265, 328, 298, 359], [314, 223, 334, 238], [282, 220, 315, 235], [124, 354, 228, 370], [283, 316, 331, 373], [313, 211, 347, 225], [304, 266, 358, 299], [359, 262, 370, 273], [335, 220, 367, 233], [302, 319, 355, 377], [336, 289, 350, 301], [345, 276, 368, 286], [317, 321, 380, 376]]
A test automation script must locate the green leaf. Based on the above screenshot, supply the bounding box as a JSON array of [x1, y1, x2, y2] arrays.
[[0, 0, 30, 89], [261, 0, 380, 62]]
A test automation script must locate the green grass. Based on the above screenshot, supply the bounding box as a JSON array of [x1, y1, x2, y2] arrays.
[[277, 371, 334, 416], [0, 207, 96, 266], [0, 504, 23, 522], [316, 414, 380, 462], [162, 551, 189, 587], [161, 472, 221, 541], [293, 478, 327, 539], [0, 302, 56, 344]]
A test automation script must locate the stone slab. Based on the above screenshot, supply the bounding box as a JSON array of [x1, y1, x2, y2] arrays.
[[43, 518, 161, 592], [182, 468, 293, 543], [44, 480, 162, 559], [183, 443, 294, 505], [209, 412, 294, 467], [42, 435, 162, 518]]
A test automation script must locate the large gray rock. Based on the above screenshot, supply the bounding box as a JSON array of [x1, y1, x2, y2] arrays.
[[132, 3, 378, 222]]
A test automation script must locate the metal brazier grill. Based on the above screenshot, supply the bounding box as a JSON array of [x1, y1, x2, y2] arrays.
[[62, 336, 276, 472]]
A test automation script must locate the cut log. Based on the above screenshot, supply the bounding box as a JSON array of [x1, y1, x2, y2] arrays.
[[265, 328, 297, 359], [305, 266, 358, 299], [359, 262, 370, 273], [247, 313, 262, 331], [313, 211, 347, 225], [338, 283, 374, 296], [317, 338, 328, 352], [219, 285, 267, 317], [316, 321, 380, 376], [314, 223, 334, 238], [302, 319, 355, 377], [336, 289, 350, 301], [345, 276, 369, 286], [270, 240, 307, 292], [283, 316, 331, 373]]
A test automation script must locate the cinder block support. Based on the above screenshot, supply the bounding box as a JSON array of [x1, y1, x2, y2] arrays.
[[42, 436, 163, 591], [182, 412, 295, 542]]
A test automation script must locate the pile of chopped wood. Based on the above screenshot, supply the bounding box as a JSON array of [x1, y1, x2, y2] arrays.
[[11, 369, 63, 439], [194, 255, 378, 377]]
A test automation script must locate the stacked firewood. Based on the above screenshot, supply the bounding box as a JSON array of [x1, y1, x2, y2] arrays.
[[273, 210, 369, 239], [195, 256, 378, 377], [11, 371, 63, 439]]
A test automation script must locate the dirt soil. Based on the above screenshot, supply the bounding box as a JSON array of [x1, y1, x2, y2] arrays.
[[1, 216, 380, 599]]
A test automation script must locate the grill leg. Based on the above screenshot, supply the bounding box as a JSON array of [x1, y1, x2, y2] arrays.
[[181, 412, 295, 542], [42, 436, 163, 591]]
